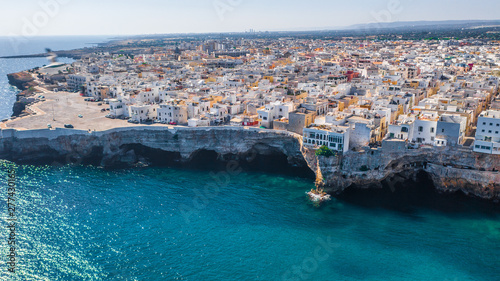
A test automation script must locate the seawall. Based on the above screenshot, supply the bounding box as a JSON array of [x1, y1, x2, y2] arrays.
[[0, 126, 499, 201]]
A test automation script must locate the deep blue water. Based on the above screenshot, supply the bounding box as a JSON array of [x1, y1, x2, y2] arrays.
[[0, 36, 111, 119], [0, 164, 499, 280]]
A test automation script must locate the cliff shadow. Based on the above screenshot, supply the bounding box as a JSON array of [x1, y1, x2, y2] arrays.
[[336, 170, 500, 216], [184, 148, 315, 179]]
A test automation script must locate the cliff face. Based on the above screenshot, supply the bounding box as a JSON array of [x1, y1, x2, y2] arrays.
[[0, 127, 311, 176], [0, 127, 499, 201], [309, 146, 500, 201]]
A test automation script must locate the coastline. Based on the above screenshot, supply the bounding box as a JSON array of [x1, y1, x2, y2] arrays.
[[2, 70, 500, 202], [0, 125, 499, 202], [1, 44, 499, 203]]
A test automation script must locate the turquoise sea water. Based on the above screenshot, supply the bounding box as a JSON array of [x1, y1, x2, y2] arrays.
[[1, 164, 499, 280]]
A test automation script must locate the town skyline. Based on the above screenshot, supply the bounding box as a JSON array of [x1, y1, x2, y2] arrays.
[[2, 0, 500, 36]]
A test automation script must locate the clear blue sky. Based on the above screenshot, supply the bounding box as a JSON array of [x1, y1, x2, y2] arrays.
[[1, 0, 499, 36]]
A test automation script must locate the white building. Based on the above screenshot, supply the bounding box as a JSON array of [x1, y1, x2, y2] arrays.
[[474, 110, 500, 154], [412, 112, 439, 145], [387, 115, 415, 141], [129, 104, 158, 123], [258, 101, 295, 129], [137, 88, 159, 104], [68, 74, 88, 91], [109, 99, 126, 117], [157, 102, 188, 125], [303, 125, 350, 153], [188, 118, 210, 127]]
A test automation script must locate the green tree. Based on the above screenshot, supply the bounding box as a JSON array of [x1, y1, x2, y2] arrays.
[[315, 146, 335, 157]]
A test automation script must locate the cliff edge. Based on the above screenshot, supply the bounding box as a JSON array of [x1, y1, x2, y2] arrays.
[[0, 126, 499, 201]]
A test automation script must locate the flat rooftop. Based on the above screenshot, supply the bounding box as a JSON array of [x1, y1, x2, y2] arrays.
[[480, 110, 500, 119]]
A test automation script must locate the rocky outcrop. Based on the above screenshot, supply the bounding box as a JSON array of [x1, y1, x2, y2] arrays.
[[7, 72, 35, 91], [6, 71, 39, 118], [308, 146, 500, 201], [0, 126, 499, 201]]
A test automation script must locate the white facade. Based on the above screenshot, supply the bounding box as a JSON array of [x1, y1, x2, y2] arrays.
[[129, 104, 158, 122], [188, 118, 210, 127], [474, 110, 500, 154], [68, 75, 88, 91], [412, 112, 439, 145], [303, 126, 350, 153], [109, 99, 126, 117], [257, 101, 295, 128], [157, 103, 188, 124]]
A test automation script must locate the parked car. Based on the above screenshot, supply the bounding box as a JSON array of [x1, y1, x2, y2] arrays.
[[47, 124, 52, 129], [105, 114, 115, 119], [64, 124, 74, 129], [78, 114, 83, 118], [97, 103, 102, 106]]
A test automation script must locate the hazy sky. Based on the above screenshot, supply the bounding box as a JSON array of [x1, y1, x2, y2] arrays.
[[1, 0, 499, 36]]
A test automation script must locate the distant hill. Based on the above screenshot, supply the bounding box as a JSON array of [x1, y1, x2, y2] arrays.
[[342, 20, 500, 31]]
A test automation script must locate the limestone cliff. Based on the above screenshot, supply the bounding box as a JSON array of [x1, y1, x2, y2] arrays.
[[308, 146, 500, 201], [0, 127, 310, 175], [0, 126, 499, 201]]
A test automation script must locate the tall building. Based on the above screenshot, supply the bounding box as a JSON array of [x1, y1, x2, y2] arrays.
[[474, 110, 500, 154]]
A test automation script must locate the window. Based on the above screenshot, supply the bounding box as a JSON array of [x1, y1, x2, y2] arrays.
[[431, 128, 435, 133], [418, 126, 423, 132], [442, 129, 445, 133]]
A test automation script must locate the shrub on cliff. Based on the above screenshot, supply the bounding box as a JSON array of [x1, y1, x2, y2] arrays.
[[315, 146, 335, 157]]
